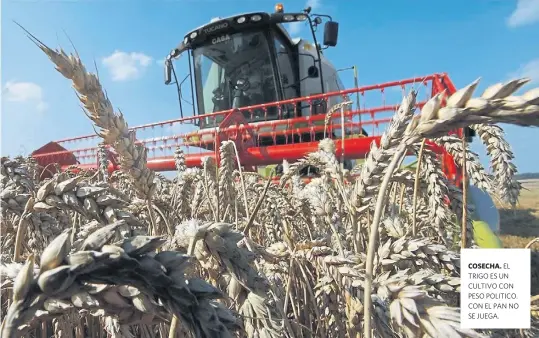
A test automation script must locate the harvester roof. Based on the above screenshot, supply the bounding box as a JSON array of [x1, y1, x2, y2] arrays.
[[169, 11, 306, 60]]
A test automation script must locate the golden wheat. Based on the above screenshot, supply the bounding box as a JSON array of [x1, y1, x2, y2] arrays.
[[2, 32, 539, 338]]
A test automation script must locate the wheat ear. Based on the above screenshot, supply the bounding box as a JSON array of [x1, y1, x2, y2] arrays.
[[21, 28, 156, 199]]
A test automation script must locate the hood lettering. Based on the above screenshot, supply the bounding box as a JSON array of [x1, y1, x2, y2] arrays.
[[212, 34, 230, 44], [204, 22, 229, 34]]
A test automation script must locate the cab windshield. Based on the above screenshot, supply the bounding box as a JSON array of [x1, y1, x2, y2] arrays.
[[192, 30, 279, 126]]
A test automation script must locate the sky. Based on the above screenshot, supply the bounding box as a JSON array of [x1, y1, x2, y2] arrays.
[[1, 0, 539, 173]]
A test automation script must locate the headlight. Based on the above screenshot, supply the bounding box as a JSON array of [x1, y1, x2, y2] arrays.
[[190, 32, 197, 39], [296, 14, 307, 21], [184, 37, 189, 44], [283, 14, 294, 21], [251, 14, 262, 22], [237, 16, 246, 23]]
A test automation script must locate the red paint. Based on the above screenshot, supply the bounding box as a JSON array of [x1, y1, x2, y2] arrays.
[[34, 73, 465, 185]]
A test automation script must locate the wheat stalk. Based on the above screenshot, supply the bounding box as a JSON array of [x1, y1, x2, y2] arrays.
[[363, 78, 539, 338]]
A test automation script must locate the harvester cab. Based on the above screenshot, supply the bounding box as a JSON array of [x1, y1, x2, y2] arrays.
[[163, 3, 365, 157]]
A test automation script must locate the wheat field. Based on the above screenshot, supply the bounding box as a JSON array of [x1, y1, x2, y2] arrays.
[[1, 30, 539, 338], [499, 179, 539, 250]]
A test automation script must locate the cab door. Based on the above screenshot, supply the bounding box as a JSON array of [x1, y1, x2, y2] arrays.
[[268, 32, 302, 145], [271, 31, 300, 117]]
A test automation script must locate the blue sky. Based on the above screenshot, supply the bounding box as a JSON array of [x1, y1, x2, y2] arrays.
[[1, 0, 539, 173]]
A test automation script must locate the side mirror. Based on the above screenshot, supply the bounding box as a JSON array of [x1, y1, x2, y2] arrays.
[[323, 21, 339, 47], [164, 57, 172, 85]]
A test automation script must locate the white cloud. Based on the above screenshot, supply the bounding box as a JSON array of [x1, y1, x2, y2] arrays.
[[102, 51, 153, 81], [4, 81, 42, 102], [507, 0, 539, 27], [509, 58, 539, 84], [287, 0, 322, 36], [3, 81, 47, 112]]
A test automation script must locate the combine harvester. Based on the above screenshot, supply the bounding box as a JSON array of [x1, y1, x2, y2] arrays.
[[31, 3, 502, 248]]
